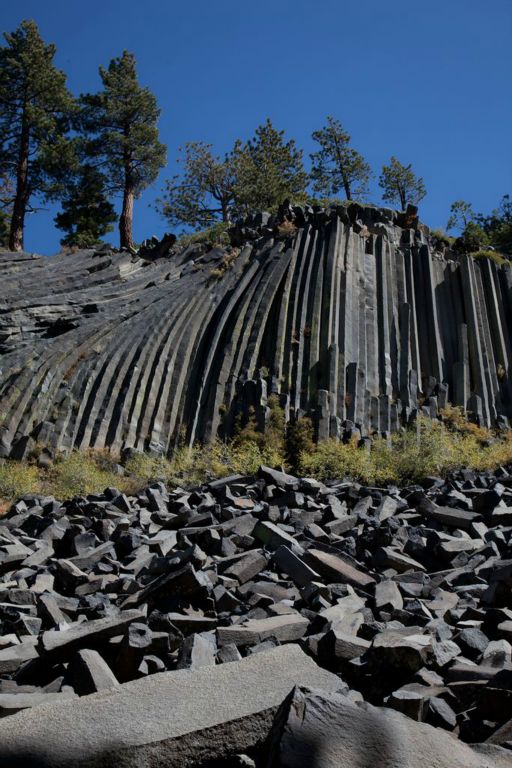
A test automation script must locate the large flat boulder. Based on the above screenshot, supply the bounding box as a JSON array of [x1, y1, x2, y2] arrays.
[[0, 644, 340, 768], [271, 687, 512, 768]]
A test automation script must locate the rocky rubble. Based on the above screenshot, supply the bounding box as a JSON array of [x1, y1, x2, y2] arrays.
[[0, 464, 511, 763]]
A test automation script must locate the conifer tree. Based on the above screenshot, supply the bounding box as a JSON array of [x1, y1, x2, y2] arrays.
[[379, 156, 426, 210], [0, 20, 75, 250], [159, 142, 236, 228], [79, 51, 166, 249], [446, 200, 475, 232], [310, 117, 371, 201], [54, 164, 117, 248], [232, 119, 308, 214]]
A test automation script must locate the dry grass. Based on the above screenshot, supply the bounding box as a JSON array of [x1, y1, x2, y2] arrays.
[[300, 416, 512, 485], [1, 410, 512, 507], [276, 219, 298, 238], [209, 248, 241, 280]]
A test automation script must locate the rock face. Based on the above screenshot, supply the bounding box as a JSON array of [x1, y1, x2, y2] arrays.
[[1, 202, 511, 459]]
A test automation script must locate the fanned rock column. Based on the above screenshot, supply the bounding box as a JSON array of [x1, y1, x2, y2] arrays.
[[0, 203, 511, 458]]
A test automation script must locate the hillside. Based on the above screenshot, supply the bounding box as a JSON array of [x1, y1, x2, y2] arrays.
[[0, 201, 511, 461]]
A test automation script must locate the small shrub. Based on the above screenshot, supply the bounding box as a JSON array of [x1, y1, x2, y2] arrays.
[[299, 437, 376, 483], [440, 405, 491, 441], [177, 222, 231, 250], [163, 438, 284, 487], [299, 416, 512, 486], [209, 248, 241, 280], [276, 219, 298, 238], [453, 222, 491, 254], [0, 461, 39, 502], [42, 452, 121, 499], [286, 417, 315, 473], [123, 453, 173, 491], [471, 249, 509, 266], [430, 228, 455, 248]]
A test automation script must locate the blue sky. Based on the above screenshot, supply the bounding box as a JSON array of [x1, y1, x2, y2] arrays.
[[2, 0, 511, 254]]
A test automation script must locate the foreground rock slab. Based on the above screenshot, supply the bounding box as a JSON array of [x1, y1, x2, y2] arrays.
[[0, 644, 340, 768], [271, 687, 512, 768]]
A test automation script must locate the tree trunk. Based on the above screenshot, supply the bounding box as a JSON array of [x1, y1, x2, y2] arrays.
[[221, 199, 231, 223], [399, 188, 406, 210], [333, 134, 352, 201], [9, 121, 30, 252], [119, 186, 134, 250]]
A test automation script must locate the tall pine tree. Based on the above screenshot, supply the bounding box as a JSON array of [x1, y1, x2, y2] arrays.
[[232, 119, 307, 215], [379, 157, 426, 210], [79, 51, 166, 250], [159, 142, 237, 228], [310, 117, 371, 201], [0, 20, 75, 251]]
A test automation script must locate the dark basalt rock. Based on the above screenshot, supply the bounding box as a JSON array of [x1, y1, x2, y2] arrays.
[[0, 463, 510, 758], [1, 203, 511, 460]]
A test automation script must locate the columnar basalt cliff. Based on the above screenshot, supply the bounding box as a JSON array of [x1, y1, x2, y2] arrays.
[[0, 202, 511, 459]]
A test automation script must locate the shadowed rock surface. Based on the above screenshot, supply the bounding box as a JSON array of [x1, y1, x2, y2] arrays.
[[0, 646, 340, 767], [269, 686, 511, 768], [1, 202, 511, 459]]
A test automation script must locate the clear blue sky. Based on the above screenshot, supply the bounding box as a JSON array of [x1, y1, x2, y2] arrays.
[[2, 0, 511, 254]]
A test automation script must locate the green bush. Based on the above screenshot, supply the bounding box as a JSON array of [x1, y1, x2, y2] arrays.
[[166, 439, 284, 487], [0, 461, 39, 501], [44, 452, 121, 499], [471, 249, 509, 267], [299, 437, 376, 483], [430, 228, 455, 247], [125, 437, 284, 489], [299, 417, 512, 486], [177, 222, 231, 250]]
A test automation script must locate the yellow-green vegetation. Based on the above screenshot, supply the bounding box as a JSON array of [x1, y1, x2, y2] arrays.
[[177, 221, 231, 250], [430, 228, 455, 248], [41, 451, 122, 499], [471, 249, 509, 267], [0, 438, 285, 507], [2, 410, 512, 507], [127, 439, 283, 489], [299, 415, 512, 485], [0, 461, 39, 504], [209, 247, 241, 280]]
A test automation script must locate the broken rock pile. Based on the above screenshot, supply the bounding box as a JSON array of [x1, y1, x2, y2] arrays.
[[0, 464, 511, 756]]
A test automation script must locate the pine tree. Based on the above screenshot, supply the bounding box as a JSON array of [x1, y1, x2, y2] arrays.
[[447, 197, 511, 255], [79, 51, 166, 250], [54, 164, 117, 248], [232, 119, 308, 215], [310, 117, 371, 201], [478, 195, 512, 254], [159, 142, 236, 228], [446, 200, 475, 232], [0, 20, 75, 251], [379, 157, 426, 210]]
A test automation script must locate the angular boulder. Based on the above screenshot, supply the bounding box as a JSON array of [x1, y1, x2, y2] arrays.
[[0, 644, 340, 768]]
